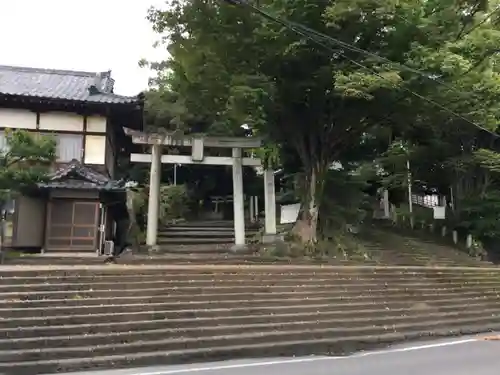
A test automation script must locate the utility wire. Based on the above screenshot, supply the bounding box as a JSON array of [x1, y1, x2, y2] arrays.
[[221, 0, 499, 137], [227, 0, 462, 94], [460, 4, 500, 38], [286, 18, 490, 102]]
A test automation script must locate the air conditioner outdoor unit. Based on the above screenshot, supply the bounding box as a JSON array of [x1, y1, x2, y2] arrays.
[[103, 240, 114, 256]]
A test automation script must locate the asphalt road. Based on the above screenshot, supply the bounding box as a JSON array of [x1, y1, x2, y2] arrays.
[[61, 335, 500, 375]]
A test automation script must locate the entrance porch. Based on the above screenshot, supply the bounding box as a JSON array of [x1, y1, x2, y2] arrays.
[[9, 159, 126, 254]]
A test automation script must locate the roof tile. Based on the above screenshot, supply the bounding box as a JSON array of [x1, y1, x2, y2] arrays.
[[37, 159, 125, 191], [49, 159, 111, 184], [0, 65, 139, 104]]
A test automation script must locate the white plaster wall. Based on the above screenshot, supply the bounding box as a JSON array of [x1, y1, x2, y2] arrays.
[[86, 115, 107, 133], [39, 112, 84, 131], [0, 108, 37, 129], [84, 135, 106, 164]]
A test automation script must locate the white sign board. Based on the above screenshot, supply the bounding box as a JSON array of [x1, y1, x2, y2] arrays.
[[280, 203, 301, 224], [433, 206, 446, 220]]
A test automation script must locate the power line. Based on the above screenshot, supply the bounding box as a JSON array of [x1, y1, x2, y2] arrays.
[[221, 0, 499, 137], [285, 18, 493, 99], [460, 4, 500, 38], [225, 1, 462, 93]]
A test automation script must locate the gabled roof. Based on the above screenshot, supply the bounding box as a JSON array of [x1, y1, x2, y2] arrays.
[[0, 65, 140, 105], [37, 159, 124, 191]]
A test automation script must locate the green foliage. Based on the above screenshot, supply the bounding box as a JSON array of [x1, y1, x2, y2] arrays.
[[158, 184, 190, 224], [143, 0, 500, 244], [444, 146, 500, 242], [131, 183, 191, 235], [0, 129, 56, 200], [320, 167, 375, 233], [260, 230, 368, 260], [472, 148, 500, 173], [253, 142, 281, 169], [459, 190, 500, 238]]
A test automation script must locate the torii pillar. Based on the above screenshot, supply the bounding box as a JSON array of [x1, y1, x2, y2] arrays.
[[146, 143, 162, 249], [232, 147, 245, 248], [264, 169, 277, 234]]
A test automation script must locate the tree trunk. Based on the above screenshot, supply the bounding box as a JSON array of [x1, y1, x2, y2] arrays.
[[292, 164, 326, 244], [125, 189, 143, 251]]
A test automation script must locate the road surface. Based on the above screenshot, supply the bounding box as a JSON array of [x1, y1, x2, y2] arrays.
[[60, 335, 500, 375]]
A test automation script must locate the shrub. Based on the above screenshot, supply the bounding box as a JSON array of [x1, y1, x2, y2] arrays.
[[158, 184, 190, 225]]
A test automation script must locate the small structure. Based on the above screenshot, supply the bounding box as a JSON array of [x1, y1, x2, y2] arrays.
[[124, 128, 278, 250], [0, 65, 143, 252], [31, 159, 127, 252]]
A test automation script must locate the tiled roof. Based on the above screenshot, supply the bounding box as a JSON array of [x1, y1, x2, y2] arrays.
[[0, 65, 139, 104], [49, 159, 111, 183], [37, 159, 125, 191], [39, 180, 124, 191]]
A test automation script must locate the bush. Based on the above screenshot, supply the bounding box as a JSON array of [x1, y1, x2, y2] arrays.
[[131, 184, 190, 228], [319, 168, 374, 235], [158, 184, 190, 225], [457, 190, 500, 240]]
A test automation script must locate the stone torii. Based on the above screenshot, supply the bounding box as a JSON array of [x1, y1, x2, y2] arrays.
[[123, 128, 277, 250]]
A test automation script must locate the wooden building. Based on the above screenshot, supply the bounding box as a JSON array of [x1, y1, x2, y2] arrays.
[[0, 65, 143, 253]]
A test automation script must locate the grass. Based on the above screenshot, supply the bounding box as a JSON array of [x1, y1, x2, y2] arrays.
[[257, 230, 371, 263]]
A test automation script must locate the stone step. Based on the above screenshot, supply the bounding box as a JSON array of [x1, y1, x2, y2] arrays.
[[2, 292, 499, 329], [157, 237, 235, 245], [3, 272, 499, 285], [2, 307, 499, 351], [2, 299, 496, 340], [1, 266, 500, 373], [4, 251, 272, 264], [4, 320, 498, 375], [3, 286, 499, 318], [362, 228, 483, 263], [1, 249, 492, 265], [3, 275, 499, 292], [1, 280, 498, 308], [160, 225, 234, 231], [159, 226, 259, 232], [0, 255, 393, 265], [1, 266, 499, 278], [164, 221, 237, 228], [2, 278, 500, 301], [158, 230, 237, 237], [0, 277, 500, 298], [364, 251, 478, 263], [2, 314, 500, 367]]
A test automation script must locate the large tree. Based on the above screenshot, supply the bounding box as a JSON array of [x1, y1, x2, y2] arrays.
[[145, 0, 500, 242]]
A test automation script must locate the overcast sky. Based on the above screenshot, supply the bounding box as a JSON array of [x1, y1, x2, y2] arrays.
[[0, 0, 166, 96]]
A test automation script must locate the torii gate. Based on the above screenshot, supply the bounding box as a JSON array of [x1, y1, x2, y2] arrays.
[[123, 128, 277, 250]]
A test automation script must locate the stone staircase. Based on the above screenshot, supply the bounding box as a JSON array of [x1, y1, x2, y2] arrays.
[[356, 227, 492, 267], [1, 265, 500, 374], [3, 225, 493, 266], [156, 220, 260, 253]]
